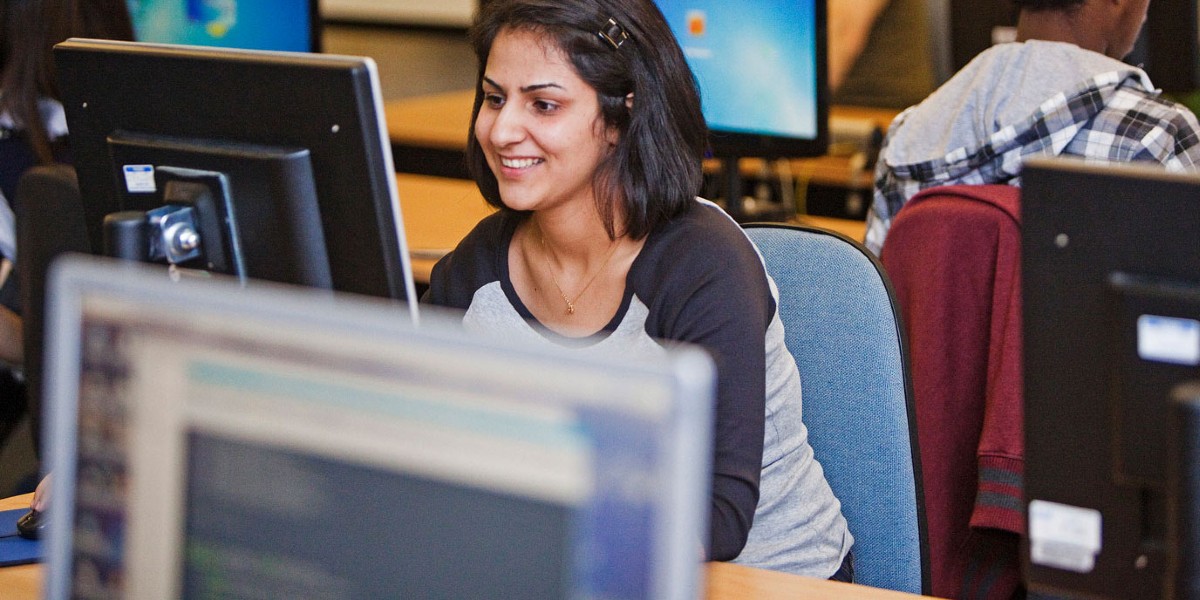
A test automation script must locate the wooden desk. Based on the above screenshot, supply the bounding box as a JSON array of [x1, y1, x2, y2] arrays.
[[396, 174, 867, 285], [705, 562, 930, 599], [793, 214, 867, 242], [0, 491, 928, 599], [0, 493, 40, 600], [386, 89, 476, 179], [396, 173, 496, 283], [385, 89, 475, 152]]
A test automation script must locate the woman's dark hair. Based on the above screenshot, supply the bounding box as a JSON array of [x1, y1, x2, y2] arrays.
[[467, 0, 707, 240], [1011, 0, 1086, 9], [0, 0, 134, 164]]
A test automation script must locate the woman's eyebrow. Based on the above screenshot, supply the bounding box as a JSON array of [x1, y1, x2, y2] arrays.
[[481, 76, 565, 93], [520, 82, 565, 93]]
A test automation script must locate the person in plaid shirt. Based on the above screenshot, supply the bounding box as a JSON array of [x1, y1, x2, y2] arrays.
[[865, 0, 1200, 255]]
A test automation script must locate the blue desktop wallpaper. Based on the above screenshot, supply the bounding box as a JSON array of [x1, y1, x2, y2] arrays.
[[126, 0, 313, 52], [656, 0, 820, 140]]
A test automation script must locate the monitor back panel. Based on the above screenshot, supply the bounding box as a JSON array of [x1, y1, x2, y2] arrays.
[[1022, 158, 1200, 598], [55, 39, 414, 304]]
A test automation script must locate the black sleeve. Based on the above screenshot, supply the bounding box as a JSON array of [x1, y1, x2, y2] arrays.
[[641, 212, 773, 561]]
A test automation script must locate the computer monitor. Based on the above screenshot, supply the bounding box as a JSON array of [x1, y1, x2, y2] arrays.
[[53, 39, 417, 315], [654, 0, 827, 160], [126, 0, 321, 52], [42, 255, 714, 600], [1021, 157, 1200, 599]]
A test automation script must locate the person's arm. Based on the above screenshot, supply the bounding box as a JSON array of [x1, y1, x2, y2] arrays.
[[827, 0, 891, 92], [647, 211, 773, 561], [680, 277, 769, 561]]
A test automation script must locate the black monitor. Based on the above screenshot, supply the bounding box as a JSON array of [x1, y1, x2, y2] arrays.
[[654, 0, 827, 160], [126, 0, 321, 52], [653, 0, 827, 218], [53, 38, 417, 310], [1021, 157, 1200, 599]]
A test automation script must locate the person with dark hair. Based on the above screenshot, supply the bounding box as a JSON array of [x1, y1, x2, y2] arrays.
[[865, 0, 1200, 254], [1, 0, 133, 202], [0, 0, 134, 318], [0, 0, 132, 481], [425, 0, 853, 579]]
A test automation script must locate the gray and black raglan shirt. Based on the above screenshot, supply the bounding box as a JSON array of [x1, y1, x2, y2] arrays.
[[425, 199, 851, 577]]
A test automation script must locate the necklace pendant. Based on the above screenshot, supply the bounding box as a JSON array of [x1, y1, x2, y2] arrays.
[[566, 302, 575, 315]]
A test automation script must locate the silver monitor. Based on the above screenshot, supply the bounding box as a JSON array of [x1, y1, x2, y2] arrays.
[[43, 255, 714, 600]]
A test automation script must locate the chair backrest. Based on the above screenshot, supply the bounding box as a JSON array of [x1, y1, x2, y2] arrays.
[[743, 223, 929, 595], [16, 164, 89, 457]]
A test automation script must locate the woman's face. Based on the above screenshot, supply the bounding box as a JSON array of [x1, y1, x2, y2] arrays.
[[474, 27, 617, 216]]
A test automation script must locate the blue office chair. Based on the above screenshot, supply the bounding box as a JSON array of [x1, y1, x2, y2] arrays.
[[743, 223, 929, 595]]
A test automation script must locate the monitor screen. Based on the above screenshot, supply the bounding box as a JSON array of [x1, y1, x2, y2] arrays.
[[1021, 157, 1200, 599], [653, 0, 827, 158], [126, 0, 320, 52], [53, 39, 417, 314], [42, 255, 714, 600]]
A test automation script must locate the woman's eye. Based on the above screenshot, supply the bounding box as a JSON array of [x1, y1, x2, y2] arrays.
[[483, 93, 505, 108], [533, 100, 560, 113]]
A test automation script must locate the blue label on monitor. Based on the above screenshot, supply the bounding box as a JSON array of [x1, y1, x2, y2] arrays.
[[122, 164, 156, 193]]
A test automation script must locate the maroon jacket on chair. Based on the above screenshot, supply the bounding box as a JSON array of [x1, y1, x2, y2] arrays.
[[880, 184, 1024, 600]]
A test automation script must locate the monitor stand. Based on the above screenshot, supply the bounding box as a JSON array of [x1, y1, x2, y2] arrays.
[[721, 157, 746, 222]]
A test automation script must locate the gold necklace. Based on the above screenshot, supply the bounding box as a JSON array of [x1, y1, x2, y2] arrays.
[[539, 231, 620, 315]]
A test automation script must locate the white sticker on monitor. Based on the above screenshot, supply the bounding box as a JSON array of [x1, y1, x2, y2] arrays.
[[1137, 315, 1200, 366], [123, 164, 156, 193], [1029, 499, 1102, 573]]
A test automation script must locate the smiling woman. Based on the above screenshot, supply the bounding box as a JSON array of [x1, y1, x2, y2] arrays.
[[422, 0, 854, 582]]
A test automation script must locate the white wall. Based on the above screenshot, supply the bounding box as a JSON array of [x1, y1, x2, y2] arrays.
[[320, 0, 476, 27]]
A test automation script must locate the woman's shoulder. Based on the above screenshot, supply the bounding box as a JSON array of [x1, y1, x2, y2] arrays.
[[630, 198, 776, 343], [632, 198, 767, 292], [646, 199, 761, 266]]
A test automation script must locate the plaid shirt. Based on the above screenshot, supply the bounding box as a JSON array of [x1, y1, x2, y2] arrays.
[[865, 70, 1200, 254]]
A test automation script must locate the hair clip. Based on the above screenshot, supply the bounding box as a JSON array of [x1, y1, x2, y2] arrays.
[[598, 18, 629, 50]]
